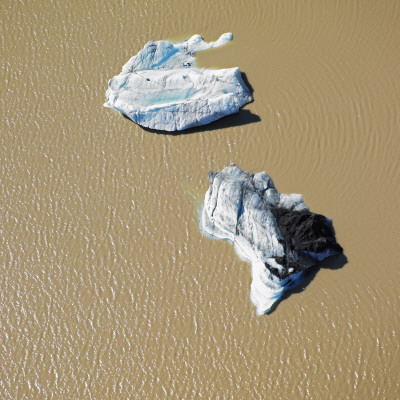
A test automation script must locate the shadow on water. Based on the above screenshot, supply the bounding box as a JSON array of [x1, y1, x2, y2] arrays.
[[121, 72, 260, 135], [151, 108, 261, 136], [265, 253, 348, 315]]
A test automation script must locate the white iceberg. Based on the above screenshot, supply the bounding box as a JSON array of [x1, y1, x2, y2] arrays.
[[104, 33, 253, 131], [199, 164, 343, 315]]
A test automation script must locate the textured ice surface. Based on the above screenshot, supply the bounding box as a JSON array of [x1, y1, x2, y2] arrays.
[[104, 33, 253, 131], [199, 164, 343, 315]]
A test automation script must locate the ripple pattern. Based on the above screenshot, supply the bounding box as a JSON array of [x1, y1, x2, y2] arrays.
[[1, 0, 399, 398]]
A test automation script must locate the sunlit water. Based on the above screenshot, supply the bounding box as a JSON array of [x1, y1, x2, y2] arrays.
[[1, 1, 399, 398]]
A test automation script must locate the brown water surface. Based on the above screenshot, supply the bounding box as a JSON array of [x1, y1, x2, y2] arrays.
[[1, 1, 399, 398]]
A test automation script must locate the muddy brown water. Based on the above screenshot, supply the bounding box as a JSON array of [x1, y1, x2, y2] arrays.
[[1, 1, 399, 398]]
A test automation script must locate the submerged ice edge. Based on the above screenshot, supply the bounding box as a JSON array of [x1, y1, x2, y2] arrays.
[[199, 208, 307, 315]]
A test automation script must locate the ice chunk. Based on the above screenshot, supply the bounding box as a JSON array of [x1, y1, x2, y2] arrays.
[[199, 164, 343, 315], [104, 33, 252, 131]]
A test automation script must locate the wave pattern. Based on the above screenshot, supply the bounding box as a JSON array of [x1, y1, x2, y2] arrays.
[[1, 0, 399, 398]]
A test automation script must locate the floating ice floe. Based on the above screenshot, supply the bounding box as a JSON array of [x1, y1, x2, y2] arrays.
[[104, 33, 253, 131], [199, 164, 343, 315]]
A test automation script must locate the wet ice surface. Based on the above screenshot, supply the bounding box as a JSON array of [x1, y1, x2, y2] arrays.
[[104, 33, 253, 131]]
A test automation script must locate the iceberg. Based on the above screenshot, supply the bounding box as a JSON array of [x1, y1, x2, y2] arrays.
[[104, 33, 253, 131], [199, 164, 343, 315]]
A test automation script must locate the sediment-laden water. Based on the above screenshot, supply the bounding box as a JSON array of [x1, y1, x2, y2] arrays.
[[1, 1, 399, 398]]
